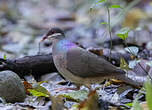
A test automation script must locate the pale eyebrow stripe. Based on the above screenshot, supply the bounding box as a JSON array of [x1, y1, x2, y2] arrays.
[[48, 33, 62, 38]]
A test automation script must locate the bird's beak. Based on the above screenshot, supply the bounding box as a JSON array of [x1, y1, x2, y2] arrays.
[[40, 35, 47, 42], [40, 34, 52, 42]]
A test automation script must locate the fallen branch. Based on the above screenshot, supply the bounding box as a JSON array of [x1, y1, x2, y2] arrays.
[[0, 54, 57, 80], [0, 49, 134, 80]]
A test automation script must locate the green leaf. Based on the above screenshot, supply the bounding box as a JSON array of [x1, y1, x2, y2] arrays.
[[125, 46, 139, 56], [132, 98, 142, 110], [116, 27, 130, 40], [120, 57, 130, 71], [125, 102, 133, 107], [62, 90, 88, 102], [3, 54, 6, 60], [144, 77, 152, 110], [97, 0, 105, 4], [28, 85, 50, 97], [110, 5, 122, 9], [28, 89, 49, 97], [100, 22, 107, 25]]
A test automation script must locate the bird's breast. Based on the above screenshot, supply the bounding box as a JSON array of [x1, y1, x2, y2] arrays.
[[53, 53, 66, 69], [55, 39, 76, 53]]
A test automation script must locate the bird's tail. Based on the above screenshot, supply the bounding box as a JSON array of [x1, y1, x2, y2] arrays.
[[115, 74, 143, 87]]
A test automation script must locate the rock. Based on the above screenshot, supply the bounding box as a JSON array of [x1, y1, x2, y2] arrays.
[[0, 71, 26, 103]]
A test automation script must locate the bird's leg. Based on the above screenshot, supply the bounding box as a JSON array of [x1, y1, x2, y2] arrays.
[[84, 81, 108, 91], [101, 79, 108, 90], [53, 82, 81, 92], [84, 84, 91, 90]]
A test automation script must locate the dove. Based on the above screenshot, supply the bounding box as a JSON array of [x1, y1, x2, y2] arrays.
[[41, 27, 141, 87]]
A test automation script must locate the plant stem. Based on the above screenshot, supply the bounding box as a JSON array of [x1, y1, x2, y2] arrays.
[[124, 38, 135, 56], [106, 4, 112, 61]]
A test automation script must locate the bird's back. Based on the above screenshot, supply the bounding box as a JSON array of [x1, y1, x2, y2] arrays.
[[66, 47, 125, 78], [52, 39, 125, 79]]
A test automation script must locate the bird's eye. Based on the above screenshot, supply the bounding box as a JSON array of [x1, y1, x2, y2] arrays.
[[51, 31, 55, 34]]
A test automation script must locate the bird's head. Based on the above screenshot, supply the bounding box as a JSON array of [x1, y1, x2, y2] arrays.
[[41, 27, 65, 42]]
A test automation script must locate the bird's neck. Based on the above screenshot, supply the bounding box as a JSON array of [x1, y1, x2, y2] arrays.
[[52, 39, 76, 53]]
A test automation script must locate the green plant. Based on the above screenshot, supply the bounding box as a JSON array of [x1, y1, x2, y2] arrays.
[[116, 27, 137, 56], [144, 77, 152, 110], [131, 77, 152, 110], [91, 0, 122, 60], [116, 27, 152, 81]]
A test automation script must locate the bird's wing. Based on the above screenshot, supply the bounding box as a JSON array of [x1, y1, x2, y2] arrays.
[[66, 47, 125, 78]]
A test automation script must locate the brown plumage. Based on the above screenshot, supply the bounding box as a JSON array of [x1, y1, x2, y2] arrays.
[[41, 27, 141, 87]]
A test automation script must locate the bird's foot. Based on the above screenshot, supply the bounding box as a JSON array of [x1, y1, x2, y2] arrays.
[[53, 87, 80, 92]]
